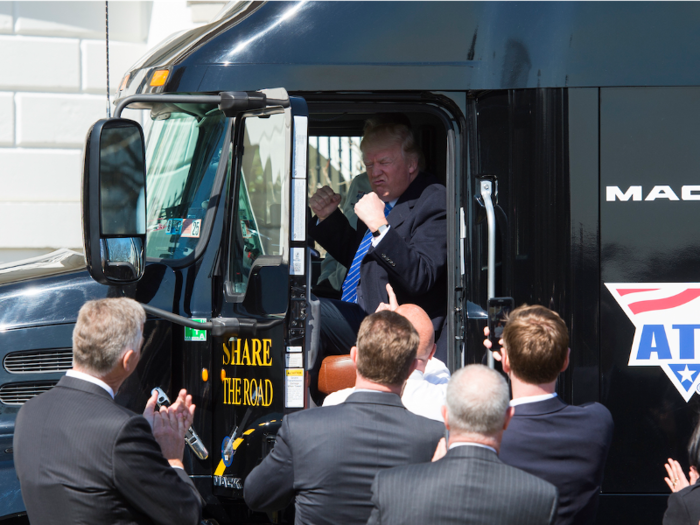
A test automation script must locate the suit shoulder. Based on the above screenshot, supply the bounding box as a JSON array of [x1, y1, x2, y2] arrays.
[[401, 410, 445, 438], [374, 457, 432, 484], [567, 402, 614, 429], [417, 177, 446, 199], [671, 481, 700, 502], [506, 461, 558, 493], [403, 409, 444, 429], [283, 405, 335, 431]]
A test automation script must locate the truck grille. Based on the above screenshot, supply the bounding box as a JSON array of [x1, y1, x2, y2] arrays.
[[4, 349, 73, 373], [0, 381, 57, 405]]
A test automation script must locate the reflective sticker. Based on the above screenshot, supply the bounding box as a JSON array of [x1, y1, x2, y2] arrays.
[[166, 219, 182, 235], [285, 368, 304, 408], [181, 219, 201, 238], [221, 437, 233, 467], [291, 179, 306, 241], [607, 282, 700, 401], [286, 353, 303, 368], [290, 247, 304, 275], [240, 219, 254, 239], [293, 116, 308, 179], [148, 219, 167, 233], [185, 319, 207, 342]]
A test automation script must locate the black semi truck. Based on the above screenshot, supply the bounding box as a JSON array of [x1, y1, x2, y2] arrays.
[[2, 2, 700, 522]]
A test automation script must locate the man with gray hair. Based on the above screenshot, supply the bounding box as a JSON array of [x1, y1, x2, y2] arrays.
[[14, 297, 202, 525], [367, 364, 558, 525]]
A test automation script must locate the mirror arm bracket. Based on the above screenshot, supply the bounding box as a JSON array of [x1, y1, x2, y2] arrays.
[[113, 92, 290, 119], [141, 304, 282, 338]]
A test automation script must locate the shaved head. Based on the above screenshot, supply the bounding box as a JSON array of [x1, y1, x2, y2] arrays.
[[396, 304, 435, 362]]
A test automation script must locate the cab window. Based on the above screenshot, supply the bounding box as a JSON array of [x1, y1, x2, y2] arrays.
[[144, 110, 227, 260], [229, 112, 289, 294]]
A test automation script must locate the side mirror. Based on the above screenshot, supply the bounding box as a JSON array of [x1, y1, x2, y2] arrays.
[[82, 118, 146, 285]]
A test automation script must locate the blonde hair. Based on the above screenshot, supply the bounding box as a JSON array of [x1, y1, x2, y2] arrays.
[[361, 117, 425, 170]]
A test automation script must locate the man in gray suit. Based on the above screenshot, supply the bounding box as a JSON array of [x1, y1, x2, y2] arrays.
[[244, 310, 444, 525], [14, 298, 202, 525], [367, 364, 558, 525]]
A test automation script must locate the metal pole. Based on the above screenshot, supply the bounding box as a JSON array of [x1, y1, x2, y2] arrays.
[[480, 179, 496, 369], [105, 1, 111, 118]]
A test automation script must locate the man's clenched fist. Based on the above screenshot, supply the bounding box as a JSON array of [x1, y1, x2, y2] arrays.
[[354, 192, 388, 233], [310, 185, 341, 221]]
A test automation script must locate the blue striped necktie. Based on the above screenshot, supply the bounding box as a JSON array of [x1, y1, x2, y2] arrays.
[[341, 202, 394, 303]]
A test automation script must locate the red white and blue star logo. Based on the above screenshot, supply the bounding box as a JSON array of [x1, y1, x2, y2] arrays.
[[606, 283, 700, 402]]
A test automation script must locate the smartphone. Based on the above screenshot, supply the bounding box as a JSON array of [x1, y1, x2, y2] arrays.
[[151, 387, 209, 460], [487, 297, 514, 353]]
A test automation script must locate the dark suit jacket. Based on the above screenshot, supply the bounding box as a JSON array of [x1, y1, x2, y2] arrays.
[[309, 173, 447, 333], [243, 390, 444, 525], [367, 445, 559, 525], [13, 376, 202, 525], [499, 397, 614, 525], [664, 483, 700, 525]]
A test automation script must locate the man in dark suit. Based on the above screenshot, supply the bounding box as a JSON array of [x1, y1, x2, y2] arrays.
[[308, 116, 447, 359], [367, 364, 558, 525], [244, 311, 444, 525], [14, 298, 202, 525], [486, 305, 614, 525]]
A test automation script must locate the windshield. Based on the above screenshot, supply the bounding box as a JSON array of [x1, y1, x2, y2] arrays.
[[145, 111, 227, 260]]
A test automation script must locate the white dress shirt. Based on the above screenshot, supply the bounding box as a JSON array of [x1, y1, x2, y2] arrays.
[[322, 359, 448, 422], [448, 442, 498, 454], [423, 357, 450, 385], [509, 392, 557, 407], [66, 370, 114, 398]]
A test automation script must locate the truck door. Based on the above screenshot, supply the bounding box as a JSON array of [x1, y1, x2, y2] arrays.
[[212, 89, 310, 497]]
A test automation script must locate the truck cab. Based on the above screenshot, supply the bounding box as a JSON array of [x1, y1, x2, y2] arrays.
[[3, 2, 700, 523]]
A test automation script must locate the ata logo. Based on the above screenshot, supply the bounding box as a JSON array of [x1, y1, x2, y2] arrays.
[[606, 283, 700, 401]]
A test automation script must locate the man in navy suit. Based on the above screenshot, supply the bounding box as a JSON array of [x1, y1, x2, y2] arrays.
[[486, 305, 614, 525], [309, 116, 447, 360], [367, 364, 558, 525]]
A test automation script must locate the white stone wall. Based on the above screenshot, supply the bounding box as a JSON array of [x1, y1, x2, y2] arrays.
[[0, 0, 225, 264]]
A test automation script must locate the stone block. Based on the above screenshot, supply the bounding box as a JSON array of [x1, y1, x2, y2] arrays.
[[15, 1, 150, 43], [81, 39, 147, 94], [0, 36, 79, 91], [0, 149, 82, 201], [0, 249, 74, 266], [0, 93, 14, 145], [0, 202, 82, 248], [189, 2, 226, 24], [0, 3, 12, 34], [16, 93, 107, 148]]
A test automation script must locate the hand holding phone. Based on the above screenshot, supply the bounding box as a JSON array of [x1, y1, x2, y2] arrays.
[[487, 297, 514, 354]]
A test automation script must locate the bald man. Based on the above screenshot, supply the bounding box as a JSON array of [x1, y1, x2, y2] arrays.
[[323, 302, 449, 421]]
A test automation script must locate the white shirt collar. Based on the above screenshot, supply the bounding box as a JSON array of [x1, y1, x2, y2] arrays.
[[407, 369, 423, 381], [66, 370, 115, 399], [449, 442, 497, 455], [509, 392, 557, 407]]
